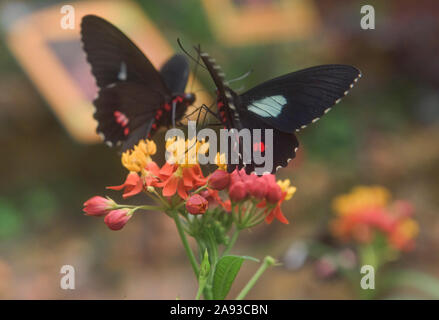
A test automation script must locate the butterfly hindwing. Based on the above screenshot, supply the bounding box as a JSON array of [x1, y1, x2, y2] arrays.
[[227, 111, 299, 175], [93, 82, 166, 149], [239, 65, 361, 133], [160, 54, 190, 95]]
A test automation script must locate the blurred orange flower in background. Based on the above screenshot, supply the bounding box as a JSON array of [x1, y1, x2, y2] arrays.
[[331, 186, 419, 251]]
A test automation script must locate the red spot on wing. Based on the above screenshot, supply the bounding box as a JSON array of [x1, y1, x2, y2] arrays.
[[253, 142, 265, 153], [114, 111, 129, 127]]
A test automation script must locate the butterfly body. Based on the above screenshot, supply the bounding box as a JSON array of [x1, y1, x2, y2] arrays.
[[81, 15, 194, 151], [197, 49, 361, 174]]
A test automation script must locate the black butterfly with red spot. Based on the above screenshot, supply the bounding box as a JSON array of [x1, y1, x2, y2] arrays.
[[81, 15, 195, 151], [196, 47, 361, 175]]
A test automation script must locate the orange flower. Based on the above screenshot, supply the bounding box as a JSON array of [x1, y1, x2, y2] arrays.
[[142, 161, 160, 187], [107, 172, 143, 198], [157, 163, 207, 199], [265, 200, 289, 224], [330, 186, 418, 251]]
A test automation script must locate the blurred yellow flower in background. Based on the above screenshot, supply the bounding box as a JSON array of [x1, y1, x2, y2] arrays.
[[331, 185, 418, 251], [332, 186, 391, 217]]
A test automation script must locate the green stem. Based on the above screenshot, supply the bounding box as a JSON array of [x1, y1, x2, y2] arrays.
[[223, 228, 240, 256], [172, 210, 199, 278], [236, 256, 276, 300], [149, 189, 171, 208], [195, 282, 204, 300], [137, 204, 163, 211]]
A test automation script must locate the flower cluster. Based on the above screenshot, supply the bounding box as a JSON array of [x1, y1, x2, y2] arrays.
[[84, 138, 296, 230], [330, 186, 419, 251], [83, 138, 297, 230], [208, 168, 296, 225]]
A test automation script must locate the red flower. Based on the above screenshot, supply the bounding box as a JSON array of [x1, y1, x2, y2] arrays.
[[200, 188, 221, 207], [104, 209, 131, 230], [208, 170, 230, 190], [186, 194, 208, 215], [221, 199, 232, 212], [229, 181, 247, 202], [266, 184, 282, 203], [107, 172, 143, 198], [83, 196, 115, 216], [246, 177, 267, 199]]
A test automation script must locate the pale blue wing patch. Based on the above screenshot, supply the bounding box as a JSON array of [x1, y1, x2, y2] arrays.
[[247, 95, 287, 118]]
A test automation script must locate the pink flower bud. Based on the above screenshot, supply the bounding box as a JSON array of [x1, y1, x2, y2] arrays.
[[229, 181, 247, 202], [247, 178, 267, 199], [186, 194, 208, 215], [229, 168, 248, 185], [208, 170, 230, 190], [83, 196, 115, 216], [104, 209, 131, 230], [266, 184, 282, 203]]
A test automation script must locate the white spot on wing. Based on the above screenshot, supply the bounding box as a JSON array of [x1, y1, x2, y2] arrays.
[[118, 62, 127, 81], [248, 95, 286, 118]]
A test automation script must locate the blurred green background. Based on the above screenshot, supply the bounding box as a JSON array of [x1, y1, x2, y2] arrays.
[[0, 0, 438, 299]]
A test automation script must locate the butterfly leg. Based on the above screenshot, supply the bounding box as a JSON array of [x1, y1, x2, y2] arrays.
[[172, 100, 177, 127]]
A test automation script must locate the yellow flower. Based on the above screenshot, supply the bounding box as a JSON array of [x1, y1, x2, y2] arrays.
[[121, 139, 157, 172], [165, 136, 209, 166], [277, 179, 297, 200], [135, 139, 156, 156], [215, 153, 227, 171], [332, 185, 390, 216], [396, 218, 419, 240]]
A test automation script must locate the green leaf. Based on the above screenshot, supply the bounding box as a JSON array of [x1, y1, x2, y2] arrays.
[[212, 255, 257, 300], [382, 270, 439, 299]]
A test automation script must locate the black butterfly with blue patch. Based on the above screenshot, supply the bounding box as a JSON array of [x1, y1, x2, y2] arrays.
[[195, 47, 361, 175]]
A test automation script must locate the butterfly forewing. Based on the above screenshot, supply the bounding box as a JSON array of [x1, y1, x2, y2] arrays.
[[81, 15, 169, 92], [240, 65, 361, 133]]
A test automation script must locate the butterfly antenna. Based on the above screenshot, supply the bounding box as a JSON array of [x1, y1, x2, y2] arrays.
[[177, 38, 206, 70], [225, 69, 253, 85]]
